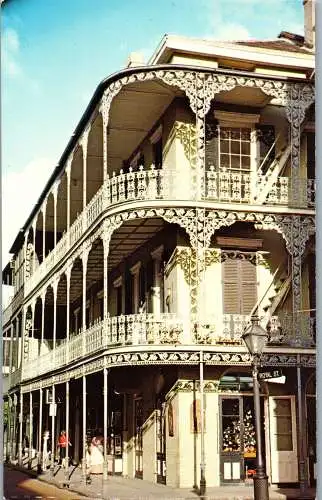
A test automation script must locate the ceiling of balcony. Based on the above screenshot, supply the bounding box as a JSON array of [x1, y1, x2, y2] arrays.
[[49, 217, 165, 306], [215, 87, 271, 107], [107, 80, 183, 170]]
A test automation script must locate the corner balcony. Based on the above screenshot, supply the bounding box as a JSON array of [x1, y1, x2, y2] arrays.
[[24, 165, 315, 297], [17, 311, 315, 385]]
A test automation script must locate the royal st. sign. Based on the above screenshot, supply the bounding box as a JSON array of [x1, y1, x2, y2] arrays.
[[258, 369, 283, 381]]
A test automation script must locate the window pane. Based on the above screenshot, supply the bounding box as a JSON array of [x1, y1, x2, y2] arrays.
[[221, 140, 229, 153], [231, 141, 240, 154], [231, 156, 240, 169], [222, 398, 240, 416], [220, 154, 230, 168], [241, 129, 251, 140], [276, 433, 293, 451], [276, 416, 292, 434], [241, 141, 250, 155]]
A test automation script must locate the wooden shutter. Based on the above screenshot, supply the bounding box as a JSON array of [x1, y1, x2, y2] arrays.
[[223, 259, 239, 314], [223, 256, 257, 314]]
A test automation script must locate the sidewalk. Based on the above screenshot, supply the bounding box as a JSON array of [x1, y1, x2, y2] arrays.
[[5, 463, 316, 500]]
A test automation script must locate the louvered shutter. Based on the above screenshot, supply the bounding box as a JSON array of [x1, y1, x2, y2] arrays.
[[223, 257, 257, 314], [223, 259, 239, 314], [240, 259, 257, 314]]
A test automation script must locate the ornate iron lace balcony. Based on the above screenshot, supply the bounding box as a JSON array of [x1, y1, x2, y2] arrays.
[[17, 311, 315, 385], [24, 165, 315, 297]]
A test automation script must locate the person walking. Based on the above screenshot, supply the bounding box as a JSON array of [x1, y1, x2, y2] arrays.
[[57, 430, 71, 466]]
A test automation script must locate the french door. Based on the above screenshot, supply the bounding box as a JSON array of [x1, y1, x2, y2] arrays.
[[268, 396, 298, 483]]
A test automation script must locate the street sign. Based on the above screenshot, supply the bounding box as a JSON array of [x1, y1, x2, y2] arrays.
[[258, 369, 282, 381]]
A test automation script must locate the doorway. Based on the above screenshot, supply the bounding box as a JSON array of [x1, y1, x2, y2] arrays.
[[134, 398, 143, 479], [219, 395, 264, 483]]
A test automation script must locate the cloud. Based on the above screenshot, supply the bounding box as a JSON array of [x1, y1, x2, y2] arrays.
[[2, 157, 54, 263], [200, 0, 304, 41], [1, 27, 22, 77]]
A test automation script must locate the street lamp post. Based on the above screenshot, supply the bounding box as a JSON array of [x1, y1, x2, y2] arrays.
[[242, 316, 269, 500]]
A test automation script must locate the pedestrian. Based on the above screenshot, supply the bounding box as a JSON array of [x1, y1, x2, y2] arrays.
[[57, 430, 71, 466]]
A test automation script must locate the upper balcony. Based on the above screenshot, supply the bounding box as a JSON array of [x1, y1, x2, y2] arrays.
[[8, 309, 315, 388], [24, 163, 315, 298]]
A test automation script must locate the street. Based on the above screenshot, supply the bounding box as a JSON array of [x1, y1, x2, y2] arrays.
[[4, 467, 85, 499]]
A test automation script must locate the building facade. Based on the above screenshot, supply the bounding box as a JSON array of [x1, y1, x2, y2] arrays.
[[3, 19, 316, 489]]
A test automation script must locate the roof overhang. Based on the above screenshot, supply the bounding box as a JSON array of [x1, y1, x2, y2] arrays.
[[148, 34, 315, 71]]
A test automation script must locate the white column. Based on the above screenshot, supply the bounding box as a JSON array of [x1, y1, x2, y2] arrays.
[[151, 246, 163, 317], [82, 374, 87, 481], [66, 267, 71, 362], [28, 391, 33, 468], [16, 316, 22, 369], [53, 280, 58, 350], [81, 128, 90, 210], [37, 388, 43, 473], [8, 323, 14, 387], [82, 249, 90, 332], [66, 159, 72, 244], [42, 202, 47, 261], [103, 367, 108, 480], [103, 236, 110, 319], [130, 262, 141, 313], [23, 234, 28, 282], [40, 292, 45, 356], [101, 103, 108, 182], [30, 301, 36, 361], [18, 391, 23, 466], [50, 384, 55, 474], [32, 221, 37, 273], [65, 380, 70, 481], [53, 183, 58, 248]]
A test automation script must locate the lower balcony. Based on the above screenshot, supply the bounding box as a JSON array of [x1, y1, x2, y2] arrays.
[[17, 311, 315, 385]]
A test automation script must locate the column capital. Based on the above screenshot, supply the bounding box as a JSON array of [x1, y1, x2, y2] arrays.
[[151, 245, 164, 261], [130, 261, 141, 276]]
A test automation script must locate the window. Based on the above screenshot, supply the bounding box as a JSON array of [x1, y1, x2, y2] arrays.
[[153, 138, 163, 168], [222, 256, 257, 315], [256, 124, 275, 172], [307, 132, 315, 180], [3, 337, 10, 367], [219, 127, 251, 172]]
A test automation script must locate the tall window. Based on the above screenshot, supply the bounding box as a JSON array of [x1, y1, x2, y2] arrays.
[[222, 255, 257, 315], [153, 138, 163, 169], [219, 128, 251, 172]]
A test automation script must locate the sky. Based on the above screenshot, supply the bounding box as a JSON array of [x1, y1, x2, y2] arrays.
[[2, 0, 305, 268]]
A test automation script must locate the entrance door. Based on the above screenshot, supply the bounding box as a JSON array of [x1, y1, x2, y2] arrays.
[[220, 395, 261, 483], [134, 398, 143, 479], [269, 396, 298, 483], [220, 397, 244, 482]]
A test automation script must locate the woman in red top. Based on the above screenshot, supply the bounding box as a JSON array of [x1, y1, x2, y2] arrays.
[[57, 430, 71, 465]]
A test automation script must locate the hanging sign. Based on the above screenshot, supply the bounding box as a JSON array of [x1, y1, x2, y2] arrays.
[[49, 403, 57, 416]]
